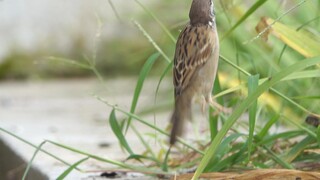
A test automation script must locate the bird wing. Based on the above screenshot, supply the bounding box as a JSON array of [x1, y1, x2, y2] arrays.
[[173, 24, 216, 96]]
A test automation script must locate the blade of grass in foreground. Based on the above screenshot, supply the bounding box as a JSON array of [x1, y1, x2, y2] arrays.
[[133, 20, 171, 63], [127, 154, 160, 166], [56, 157, 89, 180], [257, 130, 304, 146], [153, 61, 173, 145], [282, 135, 316, 163], [262, 145, 294, 169], [247, 74, 259, 162], [220, 55, 319, 116], [22, 141, 47, 180], [134, 0, 176, 43], [209, 74, 223, 140], [214, 70, 320, 99], [221, 0, 270, 40], [125, 53, 160, 133], [161, 147, 171, 172], [107, 0, 122, 22], [93, 94, 203, 154], [204, 133, 244, 172], [154, 60, 173, 104], [317, 126, 320, 146], [256, 113, 279, 139], [192, 57, 320, 180], [0, 127, 76, 171], [131, 125, 157, 160], [46, 140, 168, 175], [46, 56, 105, 85], [109, 109, 134, 155], [46, 57, 91, 69]]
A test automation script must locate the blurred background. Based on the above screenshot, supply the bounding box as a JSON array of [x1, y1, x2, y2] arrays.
[[1, 0, 319, 114], [0, 0, 166, 79], [0, 0, 320, 178]]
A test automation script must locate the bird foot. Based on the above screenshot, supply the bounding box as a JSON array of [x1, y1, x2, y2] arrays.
[[209, 98, 232, 114]]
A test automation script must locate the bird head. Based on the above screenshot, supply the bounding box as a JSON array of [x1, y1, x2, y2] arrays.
[[189, 0, 215, 25]]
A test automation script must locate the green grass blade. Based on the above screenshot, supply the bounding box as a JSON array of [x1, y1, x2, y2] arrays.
[[153, 61, 173, 146], [283, 116, 317, 138], [317, 126, 320, 146], [133, 20, 171, 63], [247, 74, 259, 162], [86, 59, 105, 85], [257, 130, 304, 146], [204, 133, 244, 172], [209, 74, 223, 140], [134, 0, 176, 43], [220, 55, 319, 115], [22, 141, 47, 180], [213, 82, 243, 99], [161, 147, 171, 172], [48, 55, 106, 86], [109, 109, 134, 155], [271, 88, 315, 115], [127, 154, 160, 166], [131, 125, 157, 159], [46, 140, 168, 175], [192, 56, 320, 179], [0, 127, 76, 170], [220, 55, 250, 76], [56, 157, 89, 180], [282, 136, 316, 163], [155, 60, 173, 103], [46, 57, 91, 70], [208, 144, 248, 172], [283, 70, 320, 80], [214, 69, 320, 100], [292, 95, 320, 100], [257, 113, 279, 139], [125, 53, 160, 132], [93, 95, 203, 154], [262, 145, 294, 169], [107, 0, 122, 22], [221, 0, 270, 40]]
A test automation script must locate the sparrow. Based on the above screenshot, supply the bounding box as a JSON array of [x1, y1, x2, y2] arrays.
[[170, 0, 219, 145]]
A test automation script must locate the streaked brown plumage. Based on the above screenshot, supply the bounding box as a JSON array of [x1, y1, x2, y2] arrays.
[[170, 0, 219, 145]]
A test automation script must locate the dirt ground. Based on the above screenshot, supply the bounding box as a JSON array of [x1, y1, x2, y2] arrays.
[[0, 78, 171, 179]]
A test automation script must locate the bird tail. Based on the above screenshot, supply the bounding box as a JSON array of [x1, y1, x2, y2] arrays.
[[170, 94, 192, 145]]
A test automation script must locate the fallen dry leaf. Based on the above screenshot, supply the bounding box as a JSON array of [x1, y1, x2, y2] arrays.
[[171, 169, 320, 180], [255, 17, 320, 58]]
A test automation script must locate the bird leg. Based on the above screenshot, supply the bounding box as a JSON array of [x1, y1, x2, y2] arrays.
[[194, 95, 208, 114], [201, 95, 207, 113], [208, 97, 232, 114]]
